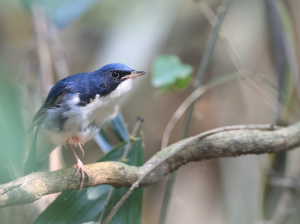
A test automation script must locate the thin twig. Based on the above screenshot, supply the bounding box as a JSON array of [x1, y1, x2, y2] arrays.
[[195, 0, 289, 117], [161, 72, 242, 149], [122, 117, 144, 160], [193, 0, 232, 87], [31, 5, 54, 92], [98, 187, 114, 224], [280, 21, 300, 100], [159, 0, 231, 222], [161, 84, 208, 149], [49, 24, 69, 80], [102, 144, 182, 224], [160, 1, 298, 223], [99, 117, 144, 223], [269, 176, 300, 188], [271, 154, 300, 224], [103, 124, 281, 224], [182, 0, 232, 137]]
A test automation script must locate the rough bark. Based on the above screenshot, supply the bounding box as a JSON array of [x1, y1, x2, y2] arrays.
[[1, 122, 300, 209]]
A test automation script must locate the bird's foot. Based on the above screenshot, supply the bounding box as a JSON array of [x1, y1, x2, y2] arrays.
[[73, 158, 91, 191]]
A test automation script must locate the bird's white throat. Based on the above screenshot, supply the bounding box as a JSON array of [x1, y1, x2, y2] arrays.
[[111, 78, 133, 98]]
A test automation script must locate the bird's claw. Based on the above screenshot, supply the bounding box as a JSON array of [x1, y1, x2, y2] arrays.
[[78, 142, 85, 157], [72, 136, 85, 157], [73, 159, 91, 191]]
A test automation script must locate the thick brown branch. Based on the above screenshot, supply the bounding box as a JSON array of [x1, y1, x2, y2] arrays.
[[1, 122, 300, 208]]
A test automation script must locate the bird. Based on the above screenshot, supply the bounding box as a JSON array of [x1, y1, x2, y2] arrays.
[[24, 63, 146, 189]]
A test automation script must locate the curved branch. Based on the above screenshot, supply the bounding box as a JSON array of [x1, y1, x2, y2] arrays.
[[1, 122, 300, 208]]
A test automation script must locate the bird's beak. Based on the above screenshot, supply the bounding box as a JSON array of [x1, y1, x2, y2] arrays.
[[122, 70, 147, 80]]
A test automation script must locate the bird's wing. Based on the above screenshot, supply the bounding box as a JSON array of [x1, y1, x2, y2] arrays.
[[28, 82, 73, 131]]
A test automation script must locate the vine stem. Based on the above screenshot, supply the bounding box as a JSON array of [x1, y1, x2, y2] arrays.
[[159, 0, 232, 223]]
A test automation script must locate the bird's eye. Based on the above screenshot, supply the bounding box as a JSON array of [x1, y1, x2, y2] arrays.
[[111, 71, 119, 78]]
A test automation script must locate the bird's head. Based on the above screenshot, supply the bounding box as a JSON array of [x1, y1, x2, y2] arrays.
[[94, 63, 146, 97]]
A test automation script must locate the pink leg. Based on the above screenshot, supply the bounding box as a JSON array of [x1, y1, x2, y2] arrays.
[[68, 143, 91, 191], [72, 136, 84, 156]]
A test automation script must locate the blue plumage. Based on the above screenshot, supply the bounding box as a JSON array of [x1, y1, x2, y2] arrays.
[[29, 63, 133, 131], [24, 63, 146, 189]]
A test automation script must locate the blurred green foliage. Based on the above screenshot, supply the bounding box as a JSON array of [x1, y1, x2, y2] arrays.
[[34, 134, 144, 224], [19, 0, 99, 29], [151, 54, 193, 90], [109, 111, 130, 142], [0, 73, 25, 184], [263, 1, 300, 222]]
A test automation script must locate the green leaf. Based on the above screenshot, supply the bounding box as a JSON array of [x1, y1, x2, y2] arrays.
[[94, 129, 114, 154], [0, 75, 25, 184], [95, 111, 129, 154], [109, 111, 129, 142], [33, 136, 144, 224], [162, 75, 192, 91], [101, 137, 143, 224], [152, 54, 193, 89]]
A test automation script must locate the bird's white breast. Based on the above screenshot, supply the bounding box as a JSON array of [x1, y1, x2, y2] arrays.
[[43, 79, 133, 146]]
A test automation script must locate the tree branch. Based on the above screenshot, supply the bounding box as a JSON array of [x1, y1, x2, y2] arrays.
[[1, 122, 300, 209]]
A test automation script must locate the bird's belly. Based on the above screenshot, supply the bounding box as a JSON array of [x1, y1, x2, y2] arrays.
[[47, 122, 102, 146], [43, 94, 118, 146]]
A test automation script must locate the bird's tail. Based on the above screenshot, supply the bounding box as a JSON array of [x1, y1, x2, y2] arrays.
[[24, 128, 55, 175]]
